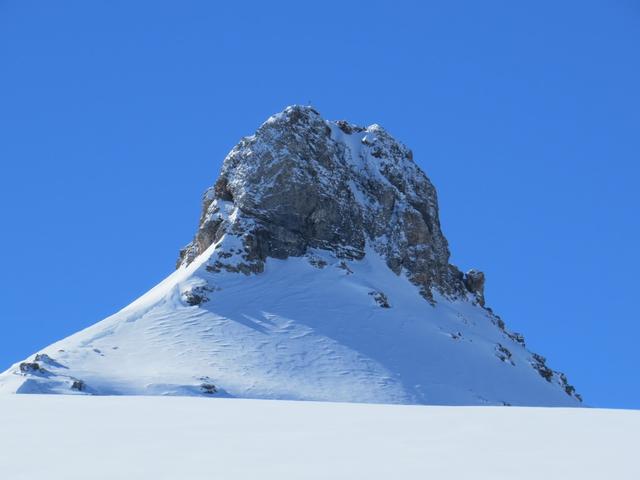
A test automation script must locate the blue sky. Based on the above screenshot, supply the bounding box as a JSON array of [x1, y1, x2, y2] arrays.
[[1, 1, 638, 408]]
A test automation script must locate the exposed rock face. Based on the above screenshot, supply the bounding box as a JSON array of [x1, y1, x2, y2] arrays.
[[464, 270, 486, 306], [70, 379, 85, 391], [178, 105, 470, 301], [19, 362, 43, 374]]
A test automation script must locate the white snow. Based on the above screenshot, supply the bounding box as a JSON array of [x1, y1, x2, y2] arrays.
[[0, 245, 579, 406], [0, 395, 637, 480]]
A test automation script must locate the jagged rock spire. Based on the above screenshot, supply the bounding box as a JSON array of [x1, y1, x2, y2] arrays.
[[179, 105, 472, 302]]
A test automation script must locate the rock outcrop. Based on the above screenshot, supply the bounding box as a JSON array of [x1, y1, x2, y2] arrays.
[[464, 269, 486, 306], [178, 105, 472, 302]]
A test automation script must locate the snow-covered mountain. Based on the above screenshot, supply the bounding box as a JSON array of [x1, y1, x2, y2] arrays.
[[0, 106, 581, 406]]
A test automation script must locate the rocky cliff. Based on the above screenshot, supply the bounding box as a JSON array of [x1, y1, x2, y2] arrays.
[[178, 105, 478, 303]]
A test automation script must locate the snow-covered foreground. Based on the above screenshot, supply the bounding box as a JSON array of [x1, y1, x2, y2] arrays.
[[0, 396, 637, 480]]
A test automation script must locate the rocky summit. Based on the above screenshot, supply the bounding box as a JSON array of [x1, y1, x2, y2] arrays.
[[0, 106, 581, 406], [179, 105, 468, 302]]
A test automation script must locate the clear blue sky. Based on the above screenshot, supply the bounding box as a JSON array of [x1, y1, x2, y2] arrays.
[[1, 1, 638, 408]]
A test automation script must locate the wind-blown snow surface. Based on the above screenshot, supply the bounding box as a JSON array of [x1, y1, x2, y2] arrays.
[[1, 244, 576, 406], [0, 395, 637, 480]]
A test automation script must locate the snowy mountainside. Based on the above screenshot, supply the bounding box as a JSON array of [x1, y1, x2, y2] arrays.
[[0, 106, 581, 406]]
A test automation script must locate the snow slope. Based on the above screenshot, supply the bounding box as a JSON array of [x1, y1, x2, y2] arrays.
[[0, 246, 577, 406], [0, 395, 637, 480]]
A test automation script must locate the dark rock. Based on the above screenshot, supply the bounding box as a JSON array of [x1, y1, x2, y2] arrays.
[[308, 256, 328, 269], [464, 270, 485, 306], [369, 291, 390, 308], [531, 353, 554, 382], [507, 331, 526, 346], [19, 362, 42, 374], [558, 373, 582, 401], [71, 379, 85, 391], [336, 120, 353, 134], [200, 383, 217, 394], [214, 176, 234, 202], [495, 343, 515, 365], [488, 312, 506, 331], [182, 285, 214, 306], [337, 261, 353, 274], [529, 356, 582, 401]]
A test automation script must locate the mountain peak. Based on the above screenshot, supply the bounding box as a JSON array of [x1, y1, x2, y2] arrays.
[[0, 108, 581, 406], [178, 107, 466, 302]]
